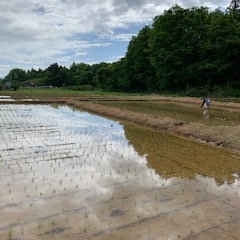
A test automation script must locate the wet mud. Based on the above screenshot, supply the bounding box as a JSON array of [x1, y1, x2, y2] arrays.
[[0, 104, 240, 240]]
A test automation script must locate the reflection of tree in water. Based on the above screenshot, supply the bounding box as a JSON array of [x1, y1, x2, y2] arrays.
[[123, 122, 240, 184]]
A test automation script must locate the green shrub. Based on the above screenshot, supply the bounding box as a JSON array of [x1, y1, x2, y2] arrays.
[[212, 86, 237, 97], [232, 90, 240, 97], [12, 83, 19, 91], [181, 87, 209, 97]]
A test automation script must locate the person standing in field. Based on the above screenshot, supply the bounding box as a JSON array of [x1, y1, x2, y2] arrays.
[[201, 98, 211, 108]]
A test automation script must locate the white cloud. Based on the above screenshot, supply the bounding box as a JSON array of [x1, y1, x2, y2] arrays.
[[0, 65, 12, 79], [109, 33, 135, 41], [108, 55, 125, 63], [0, 0, 230, 77]]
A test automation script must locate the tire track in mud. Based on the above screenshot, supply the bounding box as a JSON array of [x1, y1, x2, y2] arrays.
[[182, 216, 240, 240], [0, 196, 214, 236], [91, 197, 239, 238]]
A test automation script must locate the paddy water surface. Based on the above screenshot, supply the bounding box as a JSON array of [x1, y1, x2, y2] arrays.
[[0, 104, 239, 240]]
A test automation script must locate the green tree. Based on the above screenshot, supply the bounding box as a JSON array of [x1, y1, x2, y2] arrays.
[[228, 0, 240, 19], [149, 5, 209, 91], [45, 63, 61, 86], [200, 10, 240, 89], [4, 68, 27, 87], [69, 62, 94, 86], [110, 58, 128, 91], [94, 64, 114, 91], [124, 26, 156, 92], [57, 67, 70, 86]]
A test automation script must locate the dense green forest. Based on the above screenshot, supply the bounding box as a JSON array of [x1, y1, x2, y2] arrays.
[[1, 1, 240, 97]]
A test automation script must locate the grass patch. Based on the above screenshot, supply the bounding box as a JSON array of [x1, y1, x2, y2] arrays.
[[0, 88, 145, 99]]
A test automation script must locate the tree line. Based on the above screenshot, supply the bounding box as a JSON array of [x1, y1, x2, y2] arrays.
[[2, 1, 240, 96]]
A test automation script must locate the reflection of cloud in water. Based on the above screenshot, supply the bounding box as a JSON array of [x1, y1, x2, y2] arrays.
[[196, 174, 240, 196]]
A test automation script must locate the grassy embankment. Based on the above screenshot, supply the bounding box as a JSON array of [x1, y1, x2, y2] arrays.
[[1, 88, 240, 153]]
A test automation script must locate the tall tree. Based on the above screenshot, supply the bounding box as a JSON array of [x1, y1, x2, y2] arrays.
[[110, 58, 128, 91], [124, 26, 156, 92], [94, 64, 114, 91], [200, 9, 240, 89], [228, 0, 240, 18], [69, 62, 93, 86], [45, 63, 61, 86], [149, 5, 209, 91], [57, 67, 70, 86], [4, 69, 27, 85]]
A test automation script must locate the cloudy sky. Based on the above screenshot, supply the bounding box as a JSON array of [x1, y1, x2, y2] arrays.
[[0, 0, 230, 78]]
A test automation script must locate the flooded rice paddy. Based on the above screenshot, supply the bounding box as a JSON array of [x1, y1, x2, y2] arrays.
[[0, 104, 240, 240], [98, 101, 240, 126]]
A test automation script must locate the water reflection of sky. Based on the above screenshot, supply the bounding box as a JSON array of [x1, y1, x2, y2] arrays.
[[46, 105, 128, 143], [1, 104, 240, 186], [1, 104, 239, 188]]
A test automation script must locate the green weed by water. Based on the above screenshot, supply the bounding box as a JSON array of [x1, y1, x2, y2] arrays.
[[8, 226, 13, 240]]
